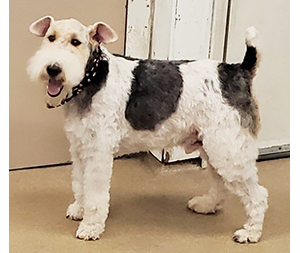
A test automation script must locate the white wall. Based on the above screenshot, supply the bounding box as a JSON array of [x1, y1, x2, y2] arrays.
[[226, 0, 290, 148], [10, 0, 127, 168]]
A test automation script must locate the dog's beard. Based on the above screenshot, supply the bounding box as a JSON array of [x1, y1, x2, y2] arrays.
[[28, 45, 86, 107]]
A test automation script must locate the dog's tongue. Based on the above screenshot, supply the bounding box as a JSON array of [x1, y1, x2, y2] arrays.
[[47, 79, 63, 97]]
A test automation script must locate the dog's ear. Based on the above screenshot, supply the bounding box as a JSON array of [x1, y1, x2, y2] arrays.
[[29, 16, 54, 37], [89, 22, 118, 44]]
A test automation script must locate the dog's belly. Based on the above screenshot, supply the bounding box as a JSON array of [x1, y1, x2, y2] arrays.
[[117, 131, 179, 155], [116, 117, 205, 157], [116, 127, 205, 161]]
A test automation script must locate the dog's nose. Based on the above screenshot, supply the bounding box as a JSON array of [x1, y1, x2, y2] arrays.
[[46, 64, 62, 77]]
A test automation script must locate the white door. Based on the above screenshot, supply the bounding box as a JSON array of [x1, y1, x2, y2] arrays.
[[126, 0, 289, 162]]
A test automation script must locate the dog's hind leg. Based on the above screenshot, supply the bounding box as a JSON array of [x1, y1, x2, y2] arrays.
[[182, 131, 227, 214], [224, 174, 268, 243], [202, 129, 268, 243], [187, 162, 227, 214]]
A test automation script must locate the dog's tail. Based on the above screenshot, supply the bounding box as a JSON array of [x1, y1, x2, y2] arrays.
[[241, 27, 261, 75]]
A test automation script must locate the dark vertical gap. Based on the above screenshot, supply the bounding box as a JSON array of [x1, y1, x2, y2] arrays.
[[148, 0, 156, 59], [222, 0, 232, 62], [123, 0, 129, 55], [161, 149, 165, 164], [208, 0, 215, 59]]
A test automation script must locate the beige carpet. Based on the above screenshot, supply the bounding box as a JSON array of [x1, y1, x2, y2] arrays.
[[10, 156, 289, 253]]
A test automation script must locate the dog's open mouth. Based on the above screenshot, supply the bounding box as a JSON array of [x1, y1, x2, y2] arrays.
[[47, 78, 63, 97]]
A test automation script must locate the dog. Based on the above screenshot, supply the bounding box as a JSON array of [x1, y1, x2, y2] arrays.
[[27, 16, 268, 243]]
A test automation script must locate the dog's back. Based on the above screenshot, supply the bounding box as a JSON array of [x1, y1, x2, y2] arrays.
[[114, 27, 261, 153]]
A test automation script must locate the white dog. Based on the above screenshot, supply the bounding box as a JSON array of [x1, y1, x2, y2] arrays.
[[27, 16, 268, 243]]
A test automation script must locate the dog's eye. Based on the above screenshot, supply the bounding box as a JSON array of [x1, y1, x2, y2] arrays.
[[71, 39, 81, 47], [48, 35, 55, 42]]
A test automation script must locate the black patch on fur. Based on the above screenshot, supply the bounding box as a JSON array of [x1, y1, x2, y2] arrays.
[[218, 63, 259, 134], [72, 49, 109, 113], [241, 46, 257, 71], [171, 59, 194, 65], [114, 54, 194, 64], [113, 53, 139, 61], [125, 59, 184, 131]]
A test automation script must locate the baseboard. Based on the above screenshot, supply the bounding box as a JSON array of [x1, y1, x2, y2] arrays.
[[10, 144, 289, 171], [150, 143, 290, 165], [257, 144, 290, 162], [9, 161, 72, 172]]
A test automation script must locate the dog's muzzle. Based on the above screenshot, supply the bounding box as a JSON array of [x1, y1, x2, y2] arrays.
[[46, 46, 107, 109], [46, 64, 64, 97]]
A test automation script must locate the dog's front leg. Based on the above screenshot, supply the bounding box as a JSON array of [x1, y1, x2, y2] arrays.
[[75, 144, 114, 241], [65, 130, 84, 221]]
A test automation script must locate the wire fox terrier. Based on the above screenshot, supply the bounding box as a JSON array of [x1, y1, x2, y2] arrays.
[[27, 16, 268, 243]]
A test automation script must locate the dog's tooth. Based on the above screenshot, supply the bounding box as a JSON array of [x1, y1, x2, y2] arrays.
[[93, 72, 96, 77], [87, 78, 91, 82], [86, 73, 89, 77]]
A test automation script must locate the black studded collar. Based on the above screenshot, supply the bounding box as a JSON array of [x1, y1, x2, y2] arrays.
[[47, 46, 108, 109]]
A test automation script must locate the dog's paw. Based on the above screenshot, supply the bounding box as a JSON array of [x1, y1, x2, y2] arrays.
[[66, 201, 84, 221], [232, 228, 262, 243], [187, 196, 222, 214], [76, 222, 105, 241]]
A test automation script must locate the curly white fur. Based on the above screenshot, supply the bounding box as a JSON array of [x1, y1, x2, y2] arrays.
[[28, 16, 268, 243]]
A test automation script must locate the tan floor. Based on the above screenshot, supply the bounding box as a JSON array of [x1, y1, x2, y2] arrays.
[[10, 156, 289, 253]]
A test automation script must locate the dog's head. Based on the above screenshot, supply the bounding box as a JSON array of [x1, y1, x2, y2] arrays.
[[27, 16, 118, 107]]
